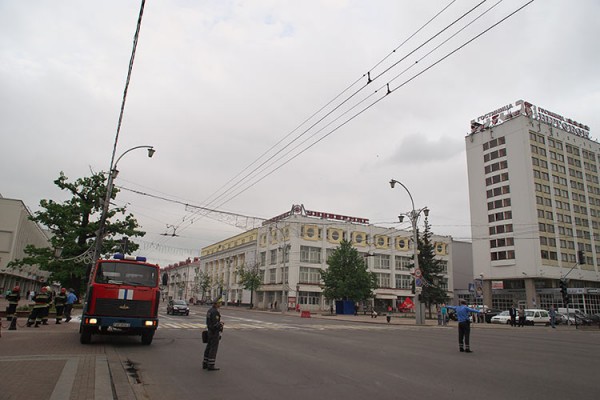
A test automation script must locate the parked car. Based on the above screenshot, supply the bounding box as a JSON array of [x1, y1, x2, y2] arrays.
[[167, 299, 190, 316], [554, 312, 567, 325], [484, 308, 502, 323], [524, 309, 550, 325], [491, 310, 512, 324]]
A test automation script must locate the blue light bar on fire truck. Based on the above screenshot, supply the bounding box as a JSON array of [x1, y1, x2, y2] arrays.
[[113, 253, 147, 262]]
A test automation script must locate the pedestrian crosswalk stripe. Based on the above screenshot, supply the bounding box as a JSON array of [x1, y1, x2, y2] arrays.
[[157, 323, 400, 331]]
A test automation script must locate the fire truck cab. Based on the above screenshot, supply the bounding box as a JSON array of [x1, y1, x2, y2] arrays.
[[80, 254, 160, 345]]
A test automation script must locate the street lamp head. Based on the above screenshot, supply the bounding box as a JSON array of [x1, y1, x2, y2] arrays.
[[398, 215, 404, 223], [389, 179, 396, 188], [423, 207, 429, 217], [147, 147, 156, 158]]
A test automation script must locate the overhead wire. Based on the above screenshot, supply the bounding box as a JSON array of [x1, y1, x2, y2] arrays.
[[166, 1, 469, 237], [134, 1, 536, 251]]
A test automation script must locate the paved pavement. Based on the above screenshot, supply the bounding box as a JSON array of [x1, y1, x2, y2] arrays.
[[0, 298, 136, 400], [0, 299, 562, 400]]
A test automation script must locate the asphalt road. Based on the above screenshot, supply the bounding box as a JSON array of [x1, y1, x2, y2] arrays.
[[101, 306, 599, 400]]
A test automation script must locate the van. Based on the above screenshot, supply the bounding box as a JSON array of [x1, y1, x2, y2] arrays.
[[524, 309, 550, 326]]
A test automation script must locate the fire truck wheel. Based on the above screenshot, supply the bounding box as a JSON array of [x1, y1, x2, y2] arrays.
[[141, 331, 154, 345], [80, 328, 92, 344]]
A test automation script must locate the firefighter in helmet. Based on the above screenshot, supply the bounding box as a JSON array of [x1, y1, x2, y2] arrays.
[[27, 286, 51, 327], [41, 286, 53, 325], [5, 286, 21, 321], [54, 288, 67, 324]]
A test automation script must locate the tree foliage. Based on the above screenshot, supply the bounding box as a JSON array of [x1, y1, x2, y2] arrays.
[[321, 240, 378, 302], [194, 269, 212, 301], [8, 171, 145, 292], [416, 218, 449, 314], [237, 262, 262, 307]]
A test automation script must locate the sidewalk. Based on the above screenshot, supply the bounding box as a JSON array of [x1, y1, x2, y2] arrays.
[[0, 298, 136, 400]]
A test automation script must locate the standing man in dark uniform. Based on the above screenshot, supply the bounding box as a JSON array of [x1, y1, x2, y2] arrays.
[[509, 304, 517, 327], [54, 288, 67, 324], [203, 299, 224, 371], [26, 286, 51, 327], [5, 286, 21, 321], [41, 286, 52, 325]]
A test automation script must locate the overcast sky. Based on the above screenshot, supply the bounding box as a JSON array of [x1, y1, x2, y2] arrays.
[[2, 0, 599, 267]]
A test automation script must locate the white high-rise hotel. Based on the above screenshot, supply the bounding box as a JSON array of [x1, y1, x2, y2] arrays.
[[466, 100, 600, 313]]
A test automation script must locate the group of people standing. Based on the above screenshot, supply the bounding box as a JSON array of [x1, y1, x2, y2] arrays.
[[3, 285, 77, 328], [509, 304, 527, 327]]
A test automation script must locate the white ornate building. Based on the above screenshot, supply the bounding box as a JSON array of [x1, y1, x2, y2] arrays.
[[164, 204, 456, 312]]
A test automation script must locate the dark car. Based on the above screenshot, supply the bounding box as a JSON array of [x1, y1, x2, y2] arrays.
[[484, 308, 502, 323], [167, 299, 190, 316]]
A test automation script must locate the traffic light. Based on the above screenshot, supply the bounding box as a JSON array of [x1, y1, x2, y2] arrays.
[[577, 250, 585, 265], [559, 279, 569, 305]]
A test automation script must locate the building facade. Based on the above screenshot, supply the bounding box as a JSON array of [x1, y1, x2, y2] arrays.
[[466, 100, 600, 313], [193, 204, 455, 313], [0, 196, 51, 295]]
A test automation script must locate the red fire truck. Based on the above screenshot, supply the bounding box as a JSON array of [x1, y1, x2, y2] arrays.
[[80, 253, 160, 345]]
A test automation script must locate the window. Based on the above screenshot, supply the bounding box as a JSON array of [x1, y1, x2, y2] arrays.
[[270, 249, 277, 265], [376, 273, 391, 288], [299, 267, 322, 284], [300, 246, 321, 263], [395, 274, 412, 289], [298, 291, 321, 305], [374, 254, 390, 269], [395, 256, 412, 271]]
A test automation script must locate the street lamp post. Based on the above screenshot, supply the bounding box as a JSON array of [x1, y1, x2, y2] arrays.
[[390, 179, 429, 325], [92, 145, 155, 265]]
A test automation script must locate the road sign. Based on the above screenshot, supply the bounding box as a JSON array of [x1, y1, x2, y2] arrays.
[[415, 278, 422, 287], [414, 268, 422, 278]]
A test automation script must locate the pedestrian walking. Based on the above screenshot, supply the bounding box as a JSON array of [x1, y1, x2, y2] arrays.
[[441, 303, 448, 326], [446, 299, 482, 353], [437, 305, 442, 325], [203, 299, 224, 371], [64, 288, 78, 322], [549, 304, 557, 328], [26, 287, 51, 327], [54, 288, 67, 324]]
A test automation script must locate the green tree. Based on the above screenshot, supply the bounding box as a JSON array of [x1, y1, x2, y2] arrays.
[[417, 218, 449, 316], [8, 171, 145, 293], [321, 240, 378, 302], [237, 262, 262, 308], [194, 270, 212, 302]]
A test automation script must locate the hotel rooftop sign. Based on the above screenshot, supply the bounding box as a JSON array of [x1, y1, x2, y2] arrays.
[[470, 99, 590, 139], [264, 204, 369, 225]]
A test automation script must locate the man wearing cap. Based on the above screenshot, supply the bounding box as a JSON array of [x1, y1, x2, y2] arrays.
[[446, 299, 482, 353], [203, 299, 224, 371]]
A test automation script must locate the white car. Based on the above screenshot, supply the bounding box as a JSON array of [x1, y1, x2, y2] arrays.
[[525, 309, 550, 326], [491, 310, 512, 324]]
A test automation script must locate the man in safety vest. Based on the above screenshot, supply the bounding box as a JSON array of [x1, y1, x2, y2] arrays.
[[26, 287, 51, 328], [54, 288, 67, 324], [5, 286, 21, 321]]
